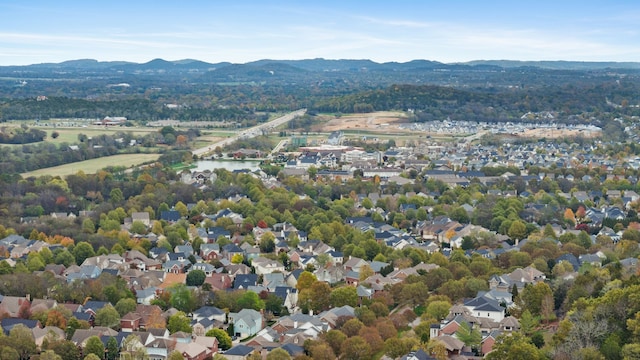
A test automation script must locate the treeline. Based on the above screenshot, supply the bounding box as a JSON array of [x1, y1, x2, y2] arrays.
[[0, 125, 46, 143], [0, 131, 159, 174], [309, 82, 640, 124], [0, 96, 254, 122]]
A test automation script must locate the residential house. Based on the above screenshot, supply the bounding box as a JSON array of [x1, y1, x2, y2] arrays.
[[252, 256, 285, 275], [225, 344, 255, 360], [200, 243, 221, 261], [175, 341, 211, 360], [0, 296, 30, 318], [234, 274, 259, 290], [228, 309, 264, 338], [121, 312, 142, 332]]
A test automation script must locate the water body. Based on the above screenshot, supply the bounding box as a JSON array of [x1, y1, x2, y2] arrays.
[[192, 159, 261, 172]]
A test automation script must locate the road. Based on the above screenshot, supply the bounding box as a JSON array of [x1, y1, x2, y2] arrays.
[[270, 139, 289, 156], [191, 109, 306, 158]]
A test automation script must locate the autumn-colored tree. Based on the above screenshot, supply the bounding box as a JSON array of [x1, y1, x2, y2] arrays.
[[46, 310, 67, 330], [341, 336, 371, 360], [358, 326, 384, 353], [296, 271, 317, 292], [564, 208, 576, 226], [575, 205, 587, 222], [358, 264, 374, 281], [322, 329, 347, 355], [308, 343, 335, 360], [231, 253, 244, 264], [340, 318, 364, 337], [426, 339, 448, 360]]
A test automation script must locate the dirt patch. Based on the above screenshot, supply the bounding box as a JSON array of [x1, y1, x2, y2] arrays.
[[520, 128, 601, 138], [315, 111, 411, 133]]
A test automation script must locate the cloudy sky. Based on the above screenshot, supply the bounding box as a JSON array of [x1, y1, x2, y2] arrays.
[[1, 0, 638, 65]]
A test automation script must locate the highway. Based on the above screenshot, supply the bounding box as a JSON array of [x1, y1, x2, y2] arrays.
[[191, 109, 306, 158]]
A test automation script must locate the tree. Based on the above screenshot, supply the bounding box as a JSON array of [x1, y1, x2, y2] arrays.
[[622, 343, 640, 360], [84, 336, 105, 358], [115, 298, 137, 317], [384, 337, 418, 359], [109, 188, 124, 204], [519, 310, 539, 336], [169, 284, 197, 313], [167, 351, 184, 360], [0, 347, 19, 360], [5, 324, 37, 360], [306, 282, 332, 313], [39, 350, 62, 360], [330, 286, 358, 308], [309, 343, 336, 360], [119, 334, 148, 360], [259, 233, 276, 253], [340, 318, 364, 337], [455, 322, 481, 349], [341, 336, 371, 360], [46, 309, 68, 329], [231, 253, 244, 264], [95, 305, 120, 329], [425, 300, 451, 321], [206, 328, 232, 350], [323, 329, 347, 355], [50, 339, 81, 360], [564, 208, 576, 226], [518, 282, 553, 317], [426, 339, 448, 360], [167, 311, 192, 334], [486, 332, 543, 360], [130, 221, 147, 235], [237, 291, 265, 311], [145, 306, 166, 329], [186, 270, 206, 287], [73, 242, 95, 265], [54, 250, 75, 267], [266, 348, 291, 360], [508, 220, 527, 242], [296, 271, 317, 292], [106, 337, 119, 360], [84, 355, 101, 360]]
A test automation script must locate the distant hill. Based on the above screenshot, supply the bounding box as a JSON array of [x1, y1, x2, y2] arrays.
[[461, 60, 640, 70], [4, 58, 639, 74]]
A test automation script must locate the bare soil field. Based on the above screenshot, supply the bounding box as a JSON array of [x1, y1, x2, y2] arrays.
[[519, 128, 601, 138], [314, 111, 411, 133]]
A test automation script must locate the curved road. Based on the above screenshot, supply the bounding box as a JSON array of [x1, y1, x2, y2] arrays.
[[192, 109, 306, 158]]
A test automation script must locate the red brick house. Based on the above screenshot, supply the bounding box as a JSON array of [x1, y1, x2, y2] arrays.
[[121, 312, 142, 332]]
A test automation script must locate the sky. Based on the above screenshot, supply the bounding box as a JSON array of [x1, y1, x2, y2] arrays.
[[0, 0, 639, 66]]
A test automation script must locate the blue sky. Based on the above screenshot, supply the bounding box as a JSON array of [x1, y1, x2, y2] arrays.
[[1, 0, 638, 65]]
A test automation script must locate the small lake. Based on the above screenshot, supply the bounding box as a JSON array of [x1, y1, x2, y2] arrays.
[[191, 159, 261, 172]]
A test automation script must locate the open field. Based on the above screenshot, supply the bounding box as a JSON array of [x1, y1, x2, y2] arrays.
[[21, 153, 161, 178], [38, 126, 156, 145], [519, 127, 601, 138], [314, 111, 411, 133]]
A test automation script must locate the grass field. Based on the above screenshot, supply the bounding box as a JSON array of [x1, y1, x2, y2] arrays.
[[41, 126, 157, 146], [21, 153, 161, 178]]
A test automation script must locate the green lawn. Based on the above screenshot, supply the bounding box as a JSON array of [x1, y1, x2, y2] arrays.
[[22, 153, 161, 178]]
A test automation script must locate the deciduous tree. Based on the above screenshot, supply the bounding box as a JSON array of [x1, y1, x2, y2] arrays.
[[206, 328, 232, 350]]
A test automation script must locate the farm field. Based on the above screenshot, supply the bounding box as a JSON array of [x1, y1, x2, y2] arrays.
[[21, 153, 161, 178]]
